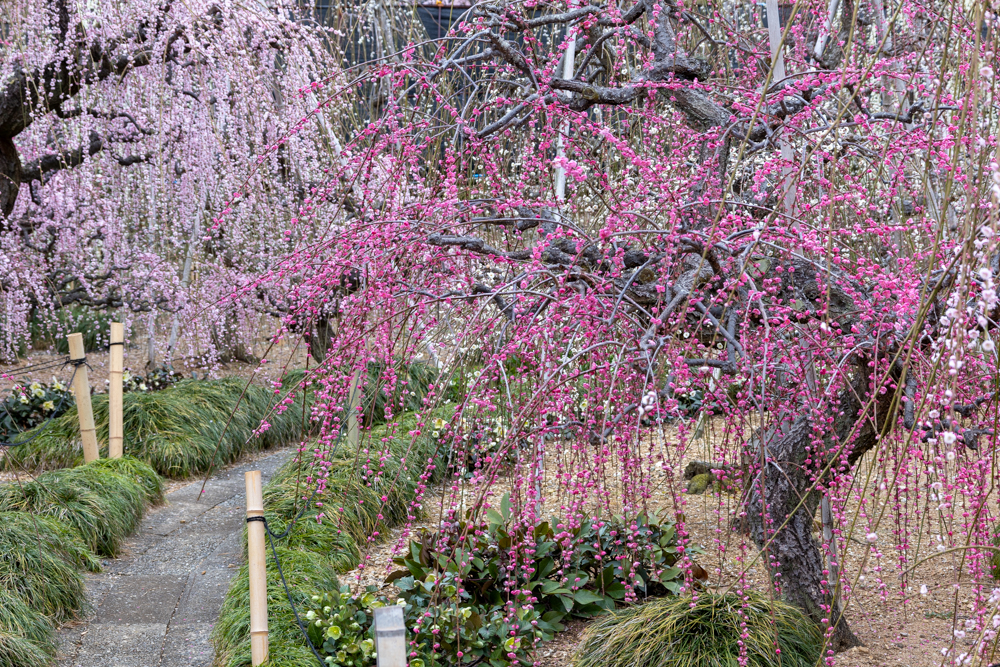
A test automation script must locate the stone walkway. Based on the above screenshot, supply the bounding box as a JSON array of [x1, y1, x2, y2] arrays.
[[58, 449, 293, 667]]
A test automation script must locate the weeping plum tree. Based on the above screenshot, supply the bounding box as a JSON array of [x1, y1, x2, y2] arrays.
[[0, 0, 350, 361], [227, 0, 1000, 659]]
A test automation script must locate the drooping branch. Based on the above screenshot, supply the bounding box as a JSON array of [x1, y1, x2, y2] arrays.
[[20, 132, 151, 184]]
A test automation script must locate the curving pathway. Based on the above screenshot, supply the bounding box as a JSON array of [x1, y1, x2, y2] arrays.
[[58, 449, 293, 667]]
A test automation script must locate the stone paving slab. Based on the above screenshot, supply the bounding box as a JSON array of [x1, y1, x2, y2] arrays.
[[58, 448, 293, 667]]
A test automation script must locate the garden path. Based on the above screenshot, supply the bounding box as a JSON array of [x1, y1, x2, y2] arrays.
[[57, 448, 294, 667]]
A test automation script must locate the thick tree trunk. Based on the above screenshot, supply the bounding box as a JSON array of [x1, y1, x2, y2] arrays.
[[308, 317, 335, 364], [0, 136, 21, 219], [746, 418, 862, 651], [211, 308, 258, 364], [745, 359, 899, 652]]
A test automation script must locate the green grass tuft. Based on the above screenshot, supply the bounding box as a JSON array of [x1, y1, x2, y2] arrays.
[[0, 629, 55, 667], [0, 590, 57, 667], [86, 457, 164, 505], [0, 461, 148, 557], [0, 512, 99, 623], [573, 592, 824, 667], [2, 373, 313, 478]]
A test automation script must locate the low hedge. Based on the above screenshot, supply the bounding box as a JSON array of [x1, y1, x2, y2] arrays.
[[0, 457, 162, 557]]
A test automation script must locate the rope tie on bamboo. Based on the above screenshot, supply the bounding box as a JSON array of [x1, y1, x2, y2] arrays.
[[68, 357, 94, 370]]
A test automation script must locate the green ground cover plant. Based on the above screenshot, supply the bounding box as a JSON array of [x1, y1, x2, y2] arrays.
[[212, 405, 454, 667], [1, 373, 312, 477], [0, 591, 58, 667], [0, 458, 161, 557], [304, 504, 687, 667], [0, 511, 100, 624], [573, 592, 824, 667]]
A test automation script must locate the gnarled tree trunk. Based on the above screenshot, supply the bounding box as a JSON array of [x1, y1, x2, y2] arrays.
[[0, 137, 21, 219], [746, 360, 899, 651]]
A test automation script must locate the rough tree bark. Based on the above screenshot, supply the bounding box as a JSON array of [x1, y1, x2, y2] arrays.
[[746, 359, 899, 651]]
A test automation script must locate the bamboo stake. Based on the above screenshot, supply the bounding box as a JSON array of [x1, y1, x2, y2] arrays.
[[245, 470, 269, 665], [67, 333, 99, 463], [348, 365, 363, 450], [347, 328, 373, 450], [108, 323, 124, 459]]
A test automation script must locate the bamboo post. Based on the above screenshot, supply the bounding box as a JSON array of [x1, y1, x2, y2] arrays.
[[245, 471, 269, 665], [108, 323, 124, 459], [373, 606, 407, 667], [347, 366, 362, 449], [67, 333, 99, 463], [347, 332, 372, 450]]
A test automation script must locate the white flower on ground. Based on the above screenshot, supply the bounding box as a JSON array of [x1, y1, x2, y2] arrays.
[[920, 584, 928, 596]]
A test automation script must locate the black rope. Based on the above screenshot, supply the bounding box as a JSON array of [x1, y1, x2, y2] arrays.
[[261, 515, 326, 666], [0, 356, 72, 378], [68, 357, 93, 370]]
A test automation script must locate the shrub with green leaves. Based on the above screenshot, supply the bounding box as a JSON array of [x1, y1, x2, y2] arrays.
[[304, 501, 689, 667], [304, 587, 380, 666], [0, 378, 75, 443], [389, 498, 687, 620], [305, 584, 539, 667], [573, 592, 824, 667]]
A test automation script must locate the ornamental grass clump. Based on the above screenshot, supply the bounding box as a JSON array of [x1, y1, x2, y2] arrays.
[[0, 590, 58, 667], [86, 456, 164, 505], [0, 460, 149, 557], [0, 511, 99, 623], [573, 592, 824, 667]]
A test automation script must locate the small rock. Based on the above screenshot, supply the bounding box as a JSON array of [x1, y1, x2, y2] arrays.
[[686, 473, 710, 494]]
